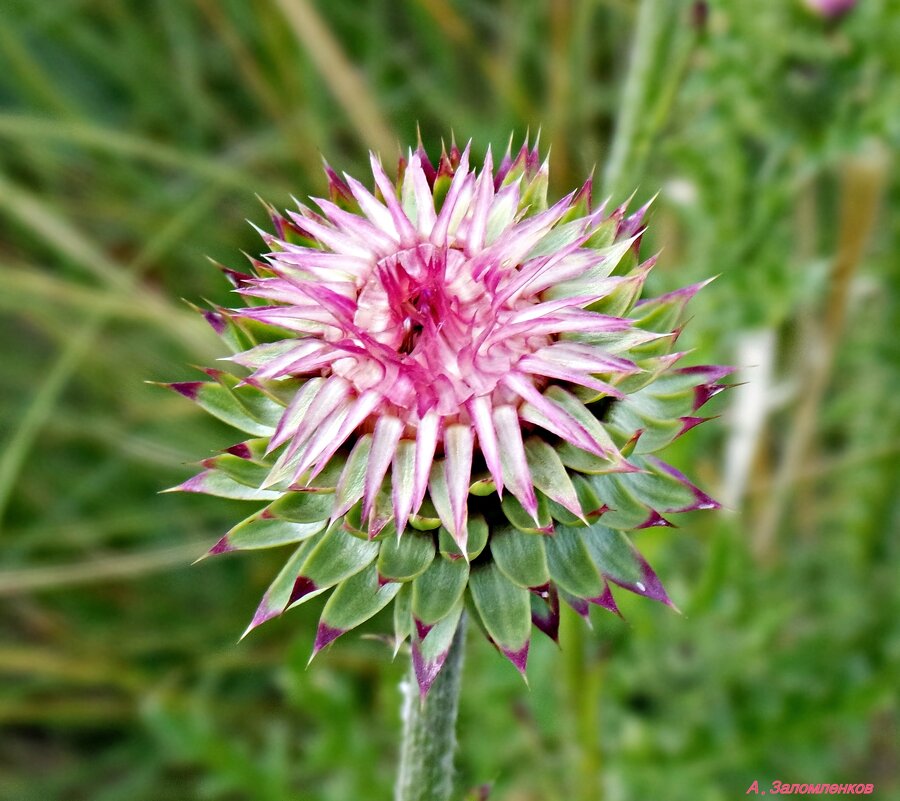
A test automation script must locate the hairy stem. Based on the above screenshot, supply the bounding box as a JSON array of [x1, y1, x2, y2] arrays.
[[396, 614, 466, 801]]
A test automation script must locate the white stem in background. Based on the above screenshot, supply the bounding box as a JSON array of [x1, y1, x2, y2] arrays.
[[722, 328, 777, 510]]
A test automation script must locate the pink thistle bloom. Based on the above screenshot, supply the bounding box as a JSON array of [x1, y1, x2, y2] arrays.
[[802, 0, 859, 18], [235, 144, 635, 545], [166, 139, 729, 694]]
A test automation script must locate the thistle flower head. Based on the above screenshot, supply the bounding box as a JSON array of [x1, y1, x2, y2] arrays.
[[802, 0, 858, 18], [166, 139, 730, 696]]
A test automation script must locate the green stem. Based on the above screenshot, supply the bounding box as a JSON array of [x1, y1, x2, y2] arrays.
[[396, 614, 466, 801], [602, 0, 666, 199], [602, 0, 698, 200], [561, 605, 603, 801]]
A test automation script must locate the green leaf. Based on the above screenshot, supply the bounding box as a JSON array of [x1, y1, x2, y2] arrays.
[[610, 352, 679, 394], [169, 469, 280, 501], [207, 369, 287, 425], [586, 473, 650, 529], [412, 598, 464, 696], [427, 460, 453, 533], [341, 500, 366, 537], [546, 475, 604, 525], [334, 434, 372, 513], [556, 443, 626, 475], [166, 381, 274, 436], [501, 492, 552, 534], [617, 455, 708, 512], [490, 526, 550, 588], [391, 439, 416, 526], [580, 523, 671, 604], [343, 491, 396, 540], [572, 328, 662, 355], [524, 437, 582, 517], [393, 583, 412, 655], [438, 515, 488, 560], [608, 412, 681, 455], [627, 330, 678, 360], [266, 490, 334, 523], [584, 216, 621, 249], [244, 535, 325, 634], [366, 486, 398, 540], [520, 166, 548, 213], [377, 531, 436, 582], [580, 525, 642, 586], [544, 524, 604, 598], [199, 304, 255, 354], [585, 264, 647, 317], [605, 380, 694, 454], [409, 498, 442, 530], [315, 565, 401, 650], [412, 556, 469, 626], [211, 513, 326, 554], [468, 472, 497, 497], [543, 386, 621, 453], [630, 287, 700, 334], [431, 172, 452, 213], [304, 452, 347, 492], [297, 522, 379, 590], [468, 563, 531, 658], [221, 438, 271, 464]]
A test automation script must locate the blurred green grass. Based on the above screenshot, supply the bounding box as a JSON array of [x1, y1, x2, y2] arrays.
[[1, 1, 898, 799]]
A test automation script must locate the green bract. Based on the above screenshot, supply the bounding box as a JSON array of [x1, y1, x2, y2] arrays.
[[165, 139, 730, 696]]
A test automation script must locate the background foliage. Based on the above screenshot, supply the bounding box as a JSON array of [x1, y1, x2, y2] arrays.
[[1, 1, 897, 799]]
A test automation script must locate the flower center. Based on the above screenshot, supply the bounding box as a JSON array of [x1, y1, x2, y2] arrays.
[[335, 241, 551, 418], [399, 314, 425, 356]]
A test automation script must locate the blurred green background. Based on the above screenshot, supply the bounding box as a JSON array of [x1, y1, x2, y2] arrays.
[[1, 1, 898, 799]]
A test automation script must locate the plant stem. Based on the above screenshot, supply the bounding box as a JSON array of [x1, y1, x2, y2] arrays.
[[395, 614, 466, 801], [602, 0, 666, 200], [602, 0, 699, 201], [561, 604, 603, 801], [272, 0, 398, 157], [752, 142, 889, 560]]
